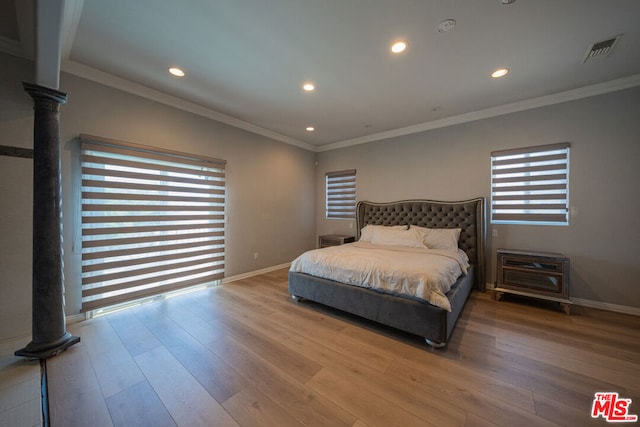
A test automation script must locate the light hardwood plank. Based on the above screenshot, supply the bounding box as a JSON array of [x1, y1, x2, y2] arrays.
[[0, 397, 41, 427], [463, 413, 499, 427], [235, 307, 468, 426], [386, 360, 536, 417], [0, 339, 42, 427], [455, 343, 597, 412], [134, 303, 247, 403], [210, 334, 356, 427], [532, 392, 602, 427], [178, 295, 324, 385], [222, 385, 304, 427], [47, 345, 113, 427], [44, 267, 640, 427], [494, 333, 640, 392], [384, 360, 554, 427], [267, 308, 395, 373], [74, 317, 146, 398], [0, 354, 40, 392], [307, 368, 437, 427], [149, 294, 226, 344], [134, 346, 238, 427], [0, 368, 40, 413], [107, 310, 162, 357], [341, 323, 536, 414], [105, 380, 176, 427]]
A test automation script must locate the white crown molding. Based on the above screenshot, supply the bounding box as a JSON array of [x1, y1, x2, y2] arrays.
[[318, 73, 640, 152], [60, 60, 317, 152], [56, 57, 640, 154]]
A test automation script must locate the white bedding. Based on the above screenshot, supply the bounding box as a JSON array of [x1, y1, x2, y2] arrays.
[[289, 242, 470, 311]]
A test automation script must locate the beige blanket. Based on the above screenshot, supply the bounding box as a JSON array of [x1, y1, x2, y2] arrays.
[[289, 242, 469, 311]]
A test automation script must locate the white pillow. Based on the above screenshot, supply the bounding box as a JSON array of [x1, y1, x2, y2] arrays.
[[370, 226, 425, 248], [411, 226, 461, 251], [359, 224, 407, 242]]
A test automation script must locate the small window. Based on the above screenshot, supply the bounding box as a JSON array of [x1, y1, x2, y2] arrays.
[[326, 169, 356, 219], [491, 143, 570, 225]]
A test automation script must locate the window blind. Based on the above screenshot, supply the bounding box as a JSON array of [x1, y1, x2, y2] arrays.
[[491, 143, 569, 225], [80, 135, 226, 312], [326, 169, 357, 219]]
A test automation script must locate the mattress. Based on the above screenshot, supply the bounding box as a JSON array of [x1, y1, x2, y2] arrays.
[[289, 242, 470, 311]]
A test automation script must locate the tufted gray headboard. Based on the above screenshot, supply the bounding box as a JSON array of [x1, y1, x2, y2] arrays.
[[356, 198, 486, 290]]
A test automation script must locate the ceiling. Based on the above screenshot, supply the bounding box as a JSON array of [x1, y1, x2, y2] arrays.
[[2, 0, 640, 151]]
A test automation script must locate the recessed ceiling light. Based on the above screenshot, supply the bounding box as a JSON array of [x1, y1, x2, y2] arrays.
[[391, 40, 408, 54], [302, 82, 315, 92], [491, 68, 509, 78], [306, 126, 315, 132], [501, 0, 516, 4], [169, 67, 185, 77]]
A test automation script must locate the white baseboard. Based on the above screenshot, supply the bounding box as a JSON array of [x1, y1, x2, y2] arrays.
[[60, 264, 291, 323], [222, 263, 291, 284], [58, 268, 638, 325], [485, 282, 639, 316], [569, 298, 640, 317], [66, 313, 87, 324]]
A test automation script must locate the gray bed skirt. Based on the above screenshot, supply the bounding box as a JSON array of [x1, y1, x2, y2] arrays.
[[288, 266, 474, 345]]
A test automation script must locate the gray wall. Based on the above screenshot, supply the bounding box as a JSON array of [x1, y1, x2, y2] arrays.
[[0, 53, 316, 342], [2, 49, 638, 343], [316, 87, 640, 310], [0, 54, 36, 343]]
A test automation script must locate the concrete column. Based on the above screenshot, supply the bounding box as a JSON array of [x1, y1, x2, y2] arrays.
[[15, 82, 80, 359]]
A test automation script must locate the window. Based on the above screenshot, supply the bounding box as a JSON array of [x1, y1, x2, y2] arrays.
[[326, 169, 357, 219], [491, 143, 570, 225], [80, 135, 226, 312]]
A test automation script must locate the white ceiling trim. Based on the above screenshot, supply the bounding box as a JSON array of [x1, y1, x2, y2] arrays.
[[61, 60, 316, 152], [319, 73, 640, 152]]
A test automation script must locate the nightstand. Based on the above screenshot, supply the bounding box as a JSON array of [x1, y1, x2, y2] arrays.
[[495, 249, 571, 314], [318, 234, 355, 248]]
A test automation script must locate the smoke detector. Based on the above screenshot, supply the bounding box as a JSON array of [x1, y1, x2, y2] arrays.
[[437, 19, 456, 33], [582, 34, 623, 63]]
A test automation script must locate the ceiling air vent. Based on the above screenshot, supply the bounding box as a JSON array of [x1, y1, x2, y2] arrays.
[[582, 34, 623, 63]]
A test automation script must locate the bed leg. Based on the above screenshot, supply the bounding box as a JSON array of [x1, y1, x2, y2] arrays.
[[425, 338, 446, 349], [291, 294, 302, 302]]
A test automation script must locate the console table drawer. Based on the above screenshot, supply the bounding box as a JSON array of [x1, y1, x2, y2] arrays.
[[502, 267, 564, 295], [319, 234, 355, 248], [496, 249, 571, 314]]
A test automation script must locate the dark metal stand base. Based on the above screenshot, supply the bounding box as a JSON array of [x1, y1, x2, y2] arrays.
[[15, 333, 80, 360]]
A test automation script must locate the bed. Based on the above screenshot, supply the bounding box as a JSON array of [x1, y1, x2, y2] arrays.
[[288, 198, 485, 347]]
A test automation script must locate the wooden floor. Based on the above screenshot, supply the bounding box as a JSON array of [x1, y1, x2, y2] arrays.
[[0, 337, 42, 427], [46, 268, 640, 427]]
